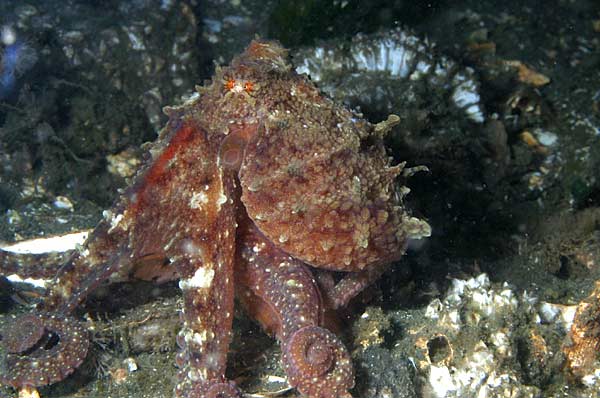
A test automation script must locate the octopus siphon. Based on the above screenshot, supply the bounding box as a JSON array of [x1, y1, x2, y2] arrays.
[[0, 40, 430, 398]]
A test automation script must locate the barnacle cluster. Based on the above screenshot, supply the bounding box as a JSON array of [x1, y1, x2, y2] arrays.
[[404, 274, 586, 398], [293, 27, 485, 124]]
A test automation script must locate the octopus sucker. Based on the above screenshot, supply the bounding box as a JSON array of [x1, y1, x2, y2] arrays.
[[283, 325, 354, 398], [0, 39, 429, 397]]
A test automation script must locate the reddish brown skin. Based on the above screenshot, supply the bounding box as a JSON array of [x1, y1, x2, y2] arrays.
[[0, 40, 429, 397]]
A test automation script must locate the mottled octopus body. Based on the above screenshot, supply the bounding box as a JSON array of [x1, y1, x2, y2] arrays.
[[0, 40, 430, 397]]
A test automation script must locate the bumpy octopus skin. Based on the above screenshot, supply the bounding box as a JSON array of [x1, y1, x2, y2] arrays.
[[0, 40, 430, 397]]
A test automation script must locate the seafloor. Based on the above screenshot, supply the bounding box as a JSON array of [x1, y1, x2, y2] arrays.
[[1, 0, 600, 397]]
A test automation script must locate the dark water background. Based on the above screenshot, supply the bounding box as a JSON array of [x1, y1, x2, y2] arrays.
[[1, 1, 600, 397]]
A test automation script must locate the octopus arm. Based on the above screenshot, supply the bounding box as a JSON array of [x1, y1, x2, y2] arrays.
[[0, 202, 136, 387], [316, 262, 392, 310], [115, 121, 240, 397], [0, 250, 72, 279], [236, 222, 354, 398], [0, 120, 240, 395], [0, 313, 88, 388]]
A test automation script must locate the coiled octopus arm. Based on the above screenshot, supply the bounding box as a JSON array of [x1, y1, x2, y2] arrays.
[[0, 203, 131, 388], [112, 119, 240, 397], [237, 221, 354, 398]]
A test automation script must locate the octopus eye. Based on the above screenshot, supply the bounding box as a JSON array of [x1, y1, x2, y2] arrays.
[[244, 81, 254, 92]]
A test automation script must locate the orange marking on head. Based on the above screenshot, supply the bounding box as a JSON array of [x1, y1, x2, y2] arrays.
[[244, 81, 254, 92], [225, 79, 236, 91]]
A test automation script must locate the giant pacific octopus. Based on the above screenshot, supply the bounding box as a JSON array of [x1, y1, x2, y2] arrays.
[[0, 40, 430, 397]]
